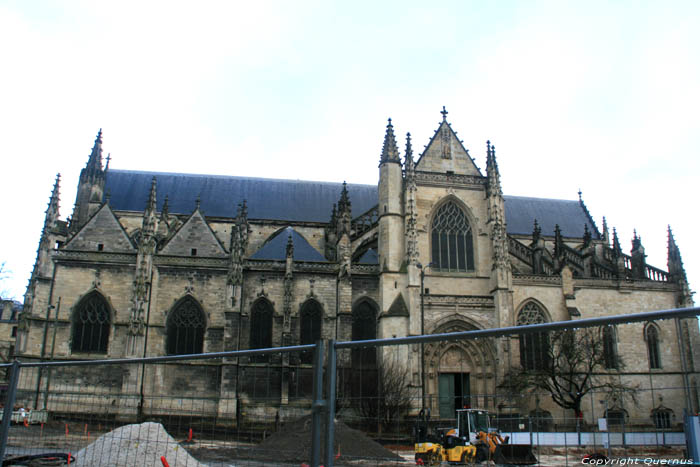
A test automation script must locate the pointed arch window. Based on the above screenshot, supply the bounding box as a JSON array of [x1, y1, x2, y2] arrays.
[[602, 325, 618, 369], [250, 299, 273, 361], [431, 201, 474, 272], [646, 323, 661, 369], [71, 292, 110, 353], [300, 300, 323, 364], [166, 297, 205, 355], [517, 302, 550, 371], [352, 300, 377, 369]]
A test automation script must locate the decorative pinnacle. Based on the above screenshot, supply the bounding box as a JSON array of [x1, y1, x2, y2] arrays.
[[441, 106, 448, 121], [380, 118, 400, 163]]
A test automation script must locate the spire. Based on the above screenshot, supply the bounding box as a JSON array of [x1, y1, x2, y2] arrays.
[[667, 226, 687, 282], [86, 129, 104, 173], [612, 227, 622, 257], [338, 181, 351, 214], [404, 132, 414, 171], [583, 223, 592, 248], [146, 177, 157, 214], [336, 182, 352, 236], [379, 118, 400, 164], [532, 219, 541, 243], [486, 141, 502, 196], [161, 195, 169, 219], [45, 173, 61, 229], [630, 229, 646, 279], [602, 217, 609, 245], [142, 177, 158, 238]]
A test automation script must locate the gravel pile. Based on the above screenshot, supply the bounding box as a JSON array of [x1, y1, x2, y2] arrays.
[[253, 415, 402, 463], [72, 422, 204, 467]]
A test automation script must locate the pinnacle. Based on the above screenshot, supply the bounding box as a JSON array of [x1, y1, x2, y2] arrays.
[[380, 118, 400, 163]]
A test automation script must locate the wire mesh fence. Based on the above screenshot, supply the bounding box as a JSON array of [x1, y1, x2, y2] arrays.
[[0, 307, 697, 466]]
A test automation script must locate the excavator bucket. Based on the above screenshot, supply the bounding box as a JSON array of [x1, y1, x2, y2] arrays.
[[493, 444, 538, 465]]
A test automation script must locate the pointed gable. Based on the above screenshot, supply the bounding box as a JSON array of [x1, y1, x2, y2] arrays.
[[65, 204, 136, 253], [159, 209, 227, 257], [415, 108, 482, 176], [251, 227, 326, 262], [386, 293, 409, 317]]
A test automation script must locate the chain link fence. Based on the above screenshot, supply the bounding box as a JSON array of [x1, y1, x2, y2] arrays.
[[0, 307, 697, 466]]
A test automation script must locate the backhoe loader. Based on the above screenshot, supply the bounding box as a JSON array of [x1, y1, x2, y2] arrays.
[[414, 408, 537, 465]]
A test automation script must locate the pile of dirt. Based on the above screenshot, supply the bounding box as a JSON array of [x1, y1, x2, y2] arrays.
[[72, 422, 204, 466], [250, 415, 403, 464]]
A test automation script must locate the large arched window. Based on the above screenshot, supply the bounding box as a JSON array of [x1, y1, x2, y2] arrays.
[[517, 301, 550, 371], [166, 297, 206, 355], [300, 300, 323, 364], [352, 300, 377, 369], [602, 325, 618, 369], [431, 200, 474, 272], [250, 299, 273, 362], [71, 292, 111, 353], [646, 323, 661, 369]]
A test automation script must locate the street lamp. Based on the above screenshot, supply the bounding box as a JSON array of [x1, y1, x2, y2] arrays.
[[417, 262, 433, 411]]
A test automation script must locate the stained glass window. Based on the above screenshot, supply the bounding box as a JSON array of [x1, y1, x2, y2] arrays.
[[431, 201, 474, 271]]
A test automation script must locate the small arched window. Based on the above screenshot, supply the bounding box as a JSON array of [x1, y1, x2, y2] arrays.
[[517, 301, 549, 371], [352, 300, 377, 369], [166, 297, 206, 355], [250, 299, 273, 361], [72, 292, 111, 353], [602, 325, 618, 369], [300, 300, 323, 363], [431, 201, 474, 272], [646, 323, 661, 369]]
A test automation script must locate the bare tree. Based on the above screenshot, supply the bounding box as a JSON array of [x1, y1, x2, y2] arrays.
[[0, 261, 14, 300], [508, 327, 637, 420], [341, 359, 413, 433]]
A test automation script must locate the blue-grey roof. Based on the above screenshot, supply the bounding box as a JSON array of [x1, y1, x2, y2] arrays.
[[104, 170, 596, 238], [504, 196, 597, 238], [357, 248, 379, 264], [104, 170, 378, 222], [250, 227, 327, 262]]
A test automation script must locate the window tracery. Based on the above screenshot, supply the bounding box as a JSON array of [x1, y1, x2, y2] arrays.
[[431, 201, 474, 271], [71, 292, 110, 353], [166, 297, 205, 355], [517, 301, 549, 371]]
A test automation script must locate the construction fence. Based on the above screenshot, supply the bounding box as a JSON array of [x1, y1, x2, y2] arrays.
[[0, 307, 698, 466]]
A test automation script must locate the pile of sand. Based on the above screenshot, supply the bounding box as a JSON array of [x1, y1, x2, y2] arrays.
[[72, 422, 204, 467]]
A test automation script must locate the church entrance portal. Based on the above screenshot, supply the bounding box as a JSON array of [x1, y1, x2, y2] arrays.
[[438, 372, 470, 419]]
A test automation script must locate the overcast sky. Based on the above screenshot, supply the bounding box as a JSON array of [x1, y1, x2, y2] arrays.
[[1, 0, 698, 305]]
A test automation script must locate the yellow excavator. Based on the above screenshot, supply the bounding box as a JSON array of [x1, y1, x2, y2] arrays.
[[414, 408, 537, 465]]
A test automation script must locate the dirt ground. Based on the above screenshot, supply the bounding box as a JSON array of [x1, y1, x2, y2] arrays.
[[3, 422, 691, 466]]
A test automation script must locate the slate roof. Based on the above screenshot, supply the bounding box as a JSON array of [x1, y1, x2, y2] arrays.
[[250, 227, 327, 262], [104, 170, 377, 222], [504, 196, 598, 238], [357, 248, 379, 264], [104, 170, 596, 238]]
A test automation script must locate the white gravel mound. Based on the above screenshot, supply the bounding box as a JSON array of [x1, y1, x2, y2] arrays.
[[72, 421, 204, 467]]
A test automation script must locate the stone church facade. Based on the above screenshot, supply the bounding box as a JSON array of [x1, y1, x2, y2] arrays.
[[18, 109, 698, 426]]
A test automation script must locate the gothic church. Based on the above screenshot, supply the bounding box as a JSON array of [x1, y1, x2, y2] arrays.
[[19, 108, 698, 425]]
